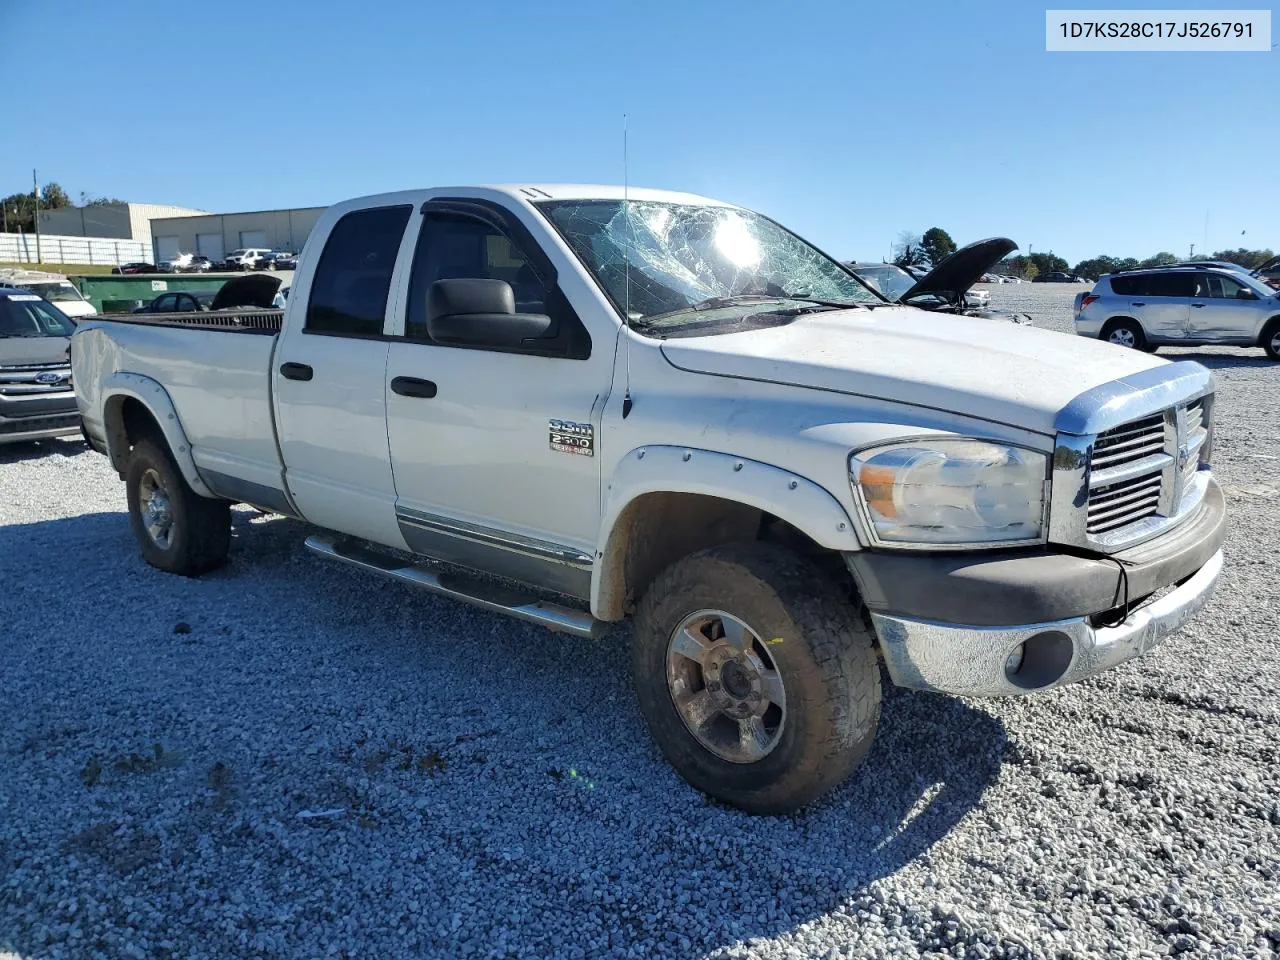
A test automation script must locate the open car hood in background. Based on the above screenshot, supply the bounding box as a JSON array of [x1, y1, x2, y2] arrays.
[[899, 237, 1018, 302], [211, 274, 282, 311]]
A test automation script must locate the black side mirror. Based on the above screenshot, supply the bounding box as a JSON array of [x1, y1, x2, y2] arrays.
[[1236, 288, 1258, 300], [426, 278, 553, 347]]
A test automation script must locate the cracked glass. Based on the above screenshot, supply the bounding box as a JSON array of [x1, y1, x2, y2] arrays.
[[538, 200, 880, 334]]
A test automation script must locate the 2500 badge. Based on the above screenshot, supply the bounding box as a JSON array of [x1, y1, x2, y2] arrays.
[[549, 419, 594, 457]]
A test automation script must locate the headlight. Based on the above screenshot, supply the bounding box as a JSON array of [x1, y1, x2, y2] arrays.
[[849, 439, 1048, 548]]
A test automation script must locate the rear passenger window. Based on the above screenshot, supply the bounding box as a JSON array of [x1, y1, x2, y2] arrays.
[[1145, 272, 1195, 298], [305, 205, 412, 336]]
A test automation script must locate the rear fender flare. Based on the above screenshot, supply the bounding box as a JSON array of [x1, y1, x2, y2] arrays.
[[100, 372, 213, 497]]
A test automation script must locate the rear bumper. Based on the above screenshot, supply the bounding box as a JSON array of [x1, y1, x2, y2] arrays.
[[846, 478, 1226, 696]]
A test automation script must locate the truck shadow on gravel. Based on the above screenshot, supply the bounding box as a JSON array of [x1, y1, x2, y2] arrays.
[[0, 437, 90, 463], [2, 509, 1006, 957]]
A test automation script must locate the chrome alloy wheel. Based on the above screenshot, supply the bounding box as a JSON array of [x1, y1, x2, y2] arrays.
[[665, 610, 787, 764], [138, 468, 175, 549], [1270, 329, 1280, 357]]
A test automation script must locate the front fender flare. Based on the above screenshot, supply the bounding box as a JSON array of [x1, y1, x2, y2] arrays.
[[101, 372, 214, 498], [591, 445, 861, 618]]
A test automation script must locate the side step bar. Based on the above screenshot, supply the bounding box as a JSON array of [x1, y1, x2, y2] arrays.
[[303, 534, 607, 639]]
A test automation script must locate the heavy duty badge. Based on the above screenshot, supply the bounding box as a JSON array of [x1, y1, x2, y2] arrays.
[[549, 419, 594, 456]]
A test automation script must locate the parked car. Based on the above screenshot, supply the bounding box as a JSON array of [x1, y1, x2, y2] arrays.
[[158, 254, 194, 273], [1074, 264, 1280, 360], [184, 255, 215, 273], [254, 251, 297, 271], [132, 292, 216, 314], [112, 262, 158, 275], [1033, 271, 1078, 283], [0, 269, 98, 320], [0, 287, 81, 444], [221, 249, 271, 271], [846, 238, 1029, 321], [73, 184, 1224, 814]]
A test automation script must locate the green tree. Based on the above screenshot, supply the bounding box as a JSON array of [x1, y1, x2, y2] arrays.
[[1, 181, 73, 232], [1029, 252, 1068, 276], [1208, 247, 1274, 269], [1137, 251, 1178, 269], [920, 227, 957, 266]]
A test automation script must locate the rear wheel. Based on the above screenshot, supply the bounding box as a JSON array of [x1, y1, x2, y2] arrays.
[[1102, 318, 1146, 351], [1262, 318, 1280, 361], [631, 543, 881, 815], [126, 439, 231, 576]]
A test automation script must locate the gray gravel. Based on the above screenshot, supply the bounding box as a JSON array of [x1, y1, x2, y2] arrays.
[[2, 284, 1278, 959]]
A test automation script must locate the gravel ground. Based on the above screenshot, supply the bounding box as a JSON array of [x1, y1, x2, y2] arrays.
[[2, 285, 1278, 959]]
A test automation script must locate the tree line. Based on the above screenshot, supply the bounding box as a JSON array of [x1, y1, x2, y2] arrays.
[[1, 181, 125, 233], [892, 225, 1274, 280]]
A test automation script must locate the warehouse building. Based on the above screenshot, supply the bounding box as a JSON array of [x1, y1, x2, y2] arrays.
[[38, 202, 208, 251], [149, 207, 326, 263]]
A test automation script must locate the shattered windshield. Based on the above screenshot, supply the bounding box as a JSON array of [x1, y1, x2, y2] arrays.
[[538, 200, 880, 331]]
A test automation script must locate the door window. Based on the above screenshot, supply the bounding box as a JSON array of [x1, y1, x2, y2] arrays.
[[153, 293, 179, 312], [1143, 272, 1195, 298], [405, 215, 549, 341], [305, 205, 412, 336], [1203, 273, 1248, 299]]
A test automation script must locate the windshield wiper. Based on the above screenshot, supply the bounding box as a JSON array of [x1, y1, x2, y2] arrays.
[[634, 294, 870, 330]]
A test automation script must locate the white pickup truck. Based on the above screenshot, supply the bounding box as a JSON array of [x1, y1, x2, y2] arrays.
[[72, 185, 1225, 813]]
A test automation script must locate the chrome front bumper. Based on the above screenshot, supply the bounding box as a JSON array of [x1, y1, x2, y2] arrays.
[[870, 549, 1222, 697]]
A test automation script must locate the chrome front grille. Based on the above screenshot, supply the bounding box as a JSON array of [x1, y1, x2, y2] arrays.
[[0, 362, 73, 396], [1087, 414, 1167, 535], [1049, 361, 1215, 554]]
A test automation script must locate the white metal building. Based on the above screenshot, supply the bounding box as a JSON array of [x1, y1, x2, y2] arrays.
[[148, 207, 326, 263], [38, 203, 208, 252]]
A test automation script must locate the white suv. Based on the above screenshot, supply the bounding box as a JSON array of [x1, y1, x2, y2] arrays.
[[1075, 266, 1280, 361], [222, 249, 270, 271]]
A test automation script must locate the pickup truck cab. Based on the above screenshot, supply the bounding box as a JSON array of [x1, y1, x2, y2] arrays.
[[72, 185, 1225, 813]]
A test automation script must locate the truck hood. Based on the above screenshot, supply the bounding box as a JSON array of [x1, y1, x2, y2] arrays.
[[1, 335, 72, 367], [658, 306, 1167, 435]]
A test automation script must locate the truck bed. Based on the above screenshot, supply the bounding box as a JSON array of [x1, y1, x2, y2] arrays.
[[72, 311, 287, 499]]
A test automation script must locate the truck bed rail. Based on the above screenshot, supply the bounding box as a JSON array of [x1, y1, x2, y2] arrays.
[[96, 309, 284, 334]]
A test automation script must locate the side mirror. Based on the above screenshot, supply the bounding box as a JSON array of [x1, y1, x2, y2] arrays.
[[1236, 288, 1258, 300], [426, 278, 553, 347]]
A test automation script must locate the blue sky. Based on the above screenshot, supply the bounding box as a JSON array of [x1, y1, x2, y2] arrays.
[[5, 0, 1275, 264]]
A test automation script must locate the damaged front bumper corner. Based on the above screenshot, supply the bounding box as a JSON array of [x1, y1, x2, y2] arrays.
[[869, 549, 1222, 697]]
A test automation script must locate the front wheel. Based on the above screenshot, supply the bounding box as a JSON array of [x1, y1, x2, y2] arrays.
[[1262, 318, 1280, 361], [631, 543, 881, 815], [126, 438, 231, 576]]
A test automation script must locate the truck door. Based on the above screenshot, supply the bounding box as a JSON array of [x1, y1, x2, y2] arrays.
[[382, 202, 611, 600], [272, 203, 414, 548], [1129, 271, 1193, 342]]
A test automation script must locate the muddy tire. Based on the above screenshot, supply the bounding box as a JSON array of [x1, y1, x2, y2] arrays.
[[125, 438, 230, 576], [631, 542, 881, 815]]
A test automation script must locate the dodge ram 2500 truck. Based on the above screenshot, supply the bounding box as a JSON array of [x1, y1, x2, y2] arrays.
[[72, 185, 1225, 814]]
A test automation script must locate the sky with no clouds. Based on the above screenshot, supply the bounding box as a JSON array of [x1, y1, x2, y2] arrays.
[[4, 0, 1276, 264]]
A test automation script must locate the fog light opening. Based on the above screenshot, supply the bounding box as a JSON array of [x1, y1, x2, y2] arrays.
[[1005, 630, 1074, 690]]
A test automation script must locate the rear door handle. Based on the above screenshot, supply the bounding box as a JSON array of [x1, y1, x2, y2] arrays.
[[391, 376, 438, 399], [1191, 303, 1206, 308], [279, 362, 313, 381], [1131, 302, 1145, 307]]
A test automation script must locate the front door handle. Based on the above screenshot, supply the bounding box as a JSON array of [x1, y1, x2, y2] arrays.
[[279, 362, 313, 381], [1131, 302, 1145, 307], [390, 376, 438, 399], [1191, 303, 1206, 308]]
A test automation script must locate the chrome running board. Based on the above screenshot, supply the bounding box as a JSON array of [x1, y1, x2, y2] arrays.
[[304, 533, 607, 639]]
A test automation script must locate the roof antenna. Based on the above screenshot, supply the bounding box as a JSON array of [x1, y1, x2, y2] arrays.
[[622, 112, 634, 419]]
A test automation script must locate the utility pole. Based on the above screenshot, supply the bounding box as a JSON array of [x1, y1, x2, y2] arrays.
[[1189, 243, 1195, 259], [33, 168, 43, 264]]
